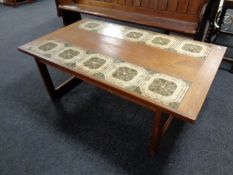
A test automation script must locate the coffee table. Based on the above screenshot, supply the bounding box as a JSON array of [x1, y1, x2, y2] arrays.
[[18, 19, 226, 155]]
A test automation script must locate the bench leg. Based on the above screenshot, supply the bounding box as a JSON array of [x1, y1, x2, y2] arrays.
[[164, 30, 170, 35], [35, 58, 82, 99], [61, 9, 82, 26], [149, 110, 174, 155]]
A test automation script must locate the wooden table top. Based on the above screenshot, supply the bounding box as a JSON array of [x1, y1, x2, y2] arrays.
[[18, 19, 226, 123]]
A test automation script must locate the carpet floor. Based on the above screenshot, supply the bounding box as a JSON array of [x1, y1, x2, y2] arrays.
[[0, 1, 233, 175]]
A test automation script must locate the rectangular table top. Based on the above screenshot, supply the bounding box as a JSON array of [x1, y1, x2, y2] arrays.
[[18, 19, 226, 123]]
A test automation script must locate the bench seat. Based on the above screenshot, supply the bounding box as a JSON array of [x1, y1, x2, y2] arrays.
[[59, 4, 198, 35]]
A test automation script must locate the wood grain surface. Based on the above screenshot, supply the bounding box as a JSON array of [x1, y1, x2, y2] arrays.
[[18, 19, 226, 123]]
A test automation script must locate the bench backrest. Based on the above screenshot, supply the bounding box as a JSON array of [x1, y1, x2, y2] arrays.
[[72, 0, 208, 23], [58, 0, 222, 40]]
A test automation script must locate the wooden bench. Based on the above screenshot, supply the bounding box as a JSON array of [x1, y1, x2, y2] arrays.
[[57, 0, 222, 41], [18, 19, 226, 154]]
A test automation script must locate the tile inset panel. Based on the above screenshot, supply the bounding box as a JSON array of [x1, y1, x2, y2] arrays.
[[27, 39, 191, 109], [78, 19, 212, 59]]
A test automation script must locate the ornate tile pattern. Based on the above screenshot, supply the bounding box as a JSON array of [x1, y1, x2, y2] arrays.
[[27, 39, 191, 109], [146, 34, 177, 49], [140, 73, 189, 108], [33, 40, 62, 54], [105, 62, 148, 89], [124, 29, 147, 42], [38, 42, 58, 51], [54, 46, 85, 67], [176, 41, 210, 58], [83, 56, 106, 69], [112, 67, 138, 81], [148, 78, 177, 96], [58, 49, 80, 59], [79, 20, 104, 31], [76, 53, 114, 77], [78, 19, 212, 59]]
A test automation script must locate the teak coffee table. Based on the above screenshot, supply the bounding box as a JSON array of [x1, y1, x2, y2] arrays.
[[18, 19, 226, 155]]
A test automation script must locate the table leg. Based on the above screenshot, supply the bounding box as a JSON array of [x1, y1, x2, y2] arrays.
[[149, 110, 174, 155], [149, 110, 162, 155], [35, 59, 56, 98], [35, 58, 82, 99]]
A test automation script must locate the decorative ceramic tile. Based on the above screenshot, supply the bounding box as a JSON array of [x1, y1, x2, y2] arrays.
[[140, 73, 190, 108], [54, 46, 85, 66], [105, 62, 148, 88], [148, 78, 177, 96], [58, 49, 80, 59], [78, 19, 212, 59], [76, 53, 113, 77], [113, 67, 138, 81], [146, 34, 178, 49], [175, 41, 210, 58], [83, 56, 106, 69], [31, 40, 62, 55], [38, 42, 58, 51], [26, 39, 191, 109], [124, 29, 147, 42], [79, 20, 104, 31]]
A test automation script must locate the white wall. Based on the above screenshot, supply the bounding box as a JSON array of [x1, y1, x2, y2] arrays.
[[0, 0, 4, 3]]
